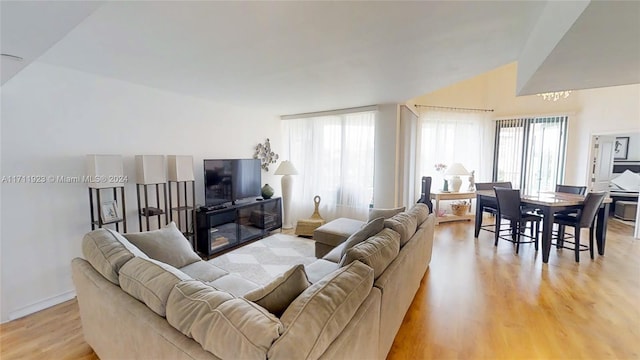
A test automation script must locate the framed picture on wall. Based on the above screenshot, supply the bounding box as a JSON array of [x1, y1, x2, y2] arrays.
[[101, 200, 121, 223], [614, 137, 629, 160]]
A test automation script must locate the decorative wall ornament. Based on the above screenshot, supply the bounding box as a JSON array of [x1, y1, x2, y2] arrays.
[[254, 138, 279, 171]]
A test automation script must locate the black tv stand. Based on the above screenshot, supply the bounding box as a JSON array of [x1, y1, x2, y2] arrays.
[[195, 197, 282, 258]]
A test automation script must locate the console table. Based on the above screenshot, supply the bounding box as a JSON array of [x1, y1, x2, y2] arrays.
[[195, 197, 282, 258], [430, 191, 475, 224]]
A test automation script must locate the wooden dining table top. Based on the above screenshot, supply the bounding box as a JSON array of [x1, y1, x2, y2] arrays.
[[475, 190, 612, 207]]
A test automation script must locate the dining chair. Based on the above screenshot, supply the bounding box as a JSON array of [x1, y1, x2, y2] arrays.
[[475, 182, 512, 234], [494, 187, 542, 254], [416, 176, 433, 213], [553, 191, 607, 262], [556, 184, 587, 195]]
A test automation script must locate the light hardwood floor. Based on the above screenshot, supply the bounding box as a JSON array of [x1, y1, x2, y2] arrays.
[[1, 218, 638, 359]]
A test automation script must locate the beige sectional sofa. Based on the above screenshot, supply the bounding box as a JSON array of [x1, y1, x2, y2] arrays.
[[72, 204, 435, 360]]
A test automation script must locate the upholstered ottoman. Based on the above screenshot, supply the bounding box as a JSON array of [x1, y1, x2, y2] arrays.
[[313, 218, 365, 257], [614, 201, 637, 221]]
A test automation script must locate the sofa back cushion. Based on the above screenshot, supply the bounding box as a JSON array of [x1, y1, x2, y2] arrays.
[[408, 203, 430, 225], [244, 264, 310, 316], [368, 206, 405, 222], [167, 280, 283, 360], [124, 222, 200, 268], [81, 228, 148, 284], [119, 257, 191, 317], [340, 228, 400, 278], [339, 217, 385, 259], [268, 261, 374, 359], [384, 211, 418, 247]]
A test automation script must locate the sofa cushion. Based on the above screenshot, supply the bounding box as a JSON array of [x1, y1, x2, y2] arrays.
[[384, 211, 418, 247], [119, 257, 191, 317], [407, 203, 430, 225], [322, 242, 346, 263], [305, 259, 341, 284], [207, 273, 260, 297], [341, 228, 400, 278], [124, 222, 200, 268], [179, 260, 228, 282], [268, 260, 374, 360], [340, 217, 385, 258], [244, 264, 310, 316], [81, 228, 148, 284], [167, 280, 283, 360], [368, 206, 405, 222]]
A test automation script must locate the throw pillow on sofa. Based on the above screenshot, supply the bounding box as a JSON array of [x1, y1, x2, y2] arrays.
[[368, 206, 405, 222], [268, 260, 374, 360], [340, 228, 400, 278], [81, 228, 149, 284], [338, 217, 385, 259], [167, 280, 283, 360], [244, 264, 310, 316], [124, 222, 200, 268]]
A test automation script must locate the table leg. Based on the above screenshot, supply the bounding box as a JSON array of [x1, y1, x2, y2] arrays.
[[595, 203, 610, 255], [540, 206, 554, 263], [434, 195, 440, 224], [474, 196, 483, 237]]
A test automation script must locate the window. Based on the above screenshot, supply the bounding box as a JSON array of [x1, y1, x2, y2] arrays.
[[282, 111, 375, 221], [417, 109, 493, 193], [493, 116, 568, 195]]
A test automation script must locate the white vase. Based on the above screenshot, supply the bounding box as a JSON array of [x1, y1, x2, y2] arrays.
[[450, 176, 462, 192]]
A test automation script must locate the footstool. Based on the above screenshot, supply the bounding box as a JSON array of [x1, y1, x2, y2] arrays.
[[614, 200, 637, 221], [313, 218, 365, 258]]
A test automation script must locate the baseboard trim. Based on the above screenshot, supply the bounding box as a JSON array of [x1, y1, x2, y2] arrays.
[[6, 290, 76, 323]]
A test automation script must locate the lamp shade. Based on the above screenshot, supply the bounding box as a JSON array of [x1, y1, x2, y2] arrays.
[[445, 163, 469, 176], [274, 160, 298, 175], [167, 155, 194, 182], [135, 155, 166, 184], [86, 154, 124, 189]]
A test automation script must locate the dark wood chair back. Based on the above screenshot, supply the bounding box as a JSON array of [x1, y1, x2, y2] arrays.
[[476, 182, 512, 191], [578, 192, 607, 228], [556, 184, 587, 195], [494, 187, 522, 221]]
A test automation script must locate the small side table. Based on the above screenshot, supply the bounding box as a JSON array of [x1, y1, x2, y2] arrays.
[[295, 195, 326, 237], [430, 190, 475, 225]]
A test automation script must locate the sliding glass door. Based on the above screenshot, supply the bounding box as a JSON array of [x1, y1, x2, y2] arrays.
[[493, 116, 568, 195]]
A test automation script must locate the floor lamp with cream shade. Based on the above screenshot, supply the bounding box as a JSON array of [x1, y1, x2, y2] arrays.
[[274, 160, 298, 229]]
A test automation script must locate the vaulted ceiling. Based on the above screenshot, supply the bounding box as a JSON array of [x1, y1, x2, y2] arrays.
[[2, 1, 638, 115]]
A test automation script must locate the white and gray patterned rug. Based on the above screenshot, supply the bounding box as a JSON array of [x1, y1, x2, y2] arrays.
[[208, 233, 316, 285]]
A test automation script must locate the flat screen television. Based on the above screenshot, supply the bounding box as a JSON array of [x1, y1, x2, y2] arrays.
[[204, 159, 261, 206]]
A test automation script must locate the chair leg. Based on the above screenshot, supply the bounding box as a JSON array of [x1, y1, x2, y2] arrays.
[[514, 221, 520, 254], [494, 217, 500, 247], [557, 225, 565, 249], [589, 226, 595, 259], [534, 221, 539, 251], [574, 227, 581, 263]]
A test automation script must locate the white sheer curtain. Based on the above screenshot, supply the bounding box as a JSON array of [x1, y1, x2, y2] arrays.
[[281, 111, 375, 222], [416, 109, 493, 193]]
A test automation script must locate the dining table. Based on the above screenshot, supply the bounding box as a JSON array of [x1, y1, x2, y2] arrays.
[[474, 190, 611, 263]]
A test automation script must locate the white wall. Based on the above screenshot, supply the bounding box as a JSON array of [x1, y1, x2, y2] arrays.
[[0, 62, 281, 322]]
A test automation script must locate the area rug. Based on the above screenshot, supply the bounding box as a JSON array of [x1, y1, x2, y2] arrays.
[[208, 233, 316, 285]]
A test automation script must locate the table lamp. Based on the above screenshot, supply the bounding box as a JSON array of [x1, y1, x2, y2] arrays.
[[274, 160, 298, 229], [445, 163, 469, 192]]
